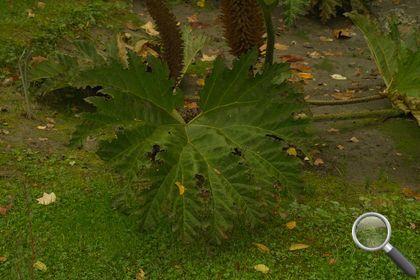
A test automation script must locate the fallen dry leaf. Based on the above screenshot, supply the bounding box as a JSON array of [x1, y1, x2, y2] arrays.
[[286, 220, 297, 230], [294, 112, 308, 120], [196, 78, 205, 87], [287, 147, 297, 156], [27, 9, 35, 18], [333, 27, 353, 39], [328, 258, 337, 265], [289, 243, 309, 251], [337, 145, 345, 150], [319, 36, 333, 42], [36, 192, 56, 205], [274, 43, 289, 51], [314, 158, 324, 166], [37, 1, 46, 9], [401, 187, 420, 200], [280, 54, 305, 62], [196, 0, 205, 8], [254, 264, 269, 274], [136, 269, 145, 280], [0, 207, 8, 215], [331, 74, 347, 80], [307, 51, 323, 59], [298, 73, 313, 80], [409, 222, 416, 230], [349, 136, 359, 143], [0, 256, 7, 263], [0, 129, 10, 135], [33, 261, 47, 272], [141, 21, 159, 36], [175, 182, 185, 195], [290, 63, 311, 72], [187, 14, 199, 23], [253, 243, 270, 253], [31, 56, 47, 65], [328, 128, 340, 133]]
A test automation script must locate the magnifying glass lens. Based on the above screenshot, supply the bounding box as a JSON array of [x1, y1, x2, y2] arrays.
[[355, 216, 388, 248]]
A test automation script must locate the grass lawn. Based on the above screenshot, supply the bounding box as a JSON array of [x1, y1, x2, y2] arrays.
[[0, 133, 418, 279]]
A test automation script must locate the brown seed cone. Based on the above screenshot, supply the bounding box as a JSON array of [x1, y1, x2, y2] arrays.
[[220, 0, 265, 57], [145, 0, 184, 80]]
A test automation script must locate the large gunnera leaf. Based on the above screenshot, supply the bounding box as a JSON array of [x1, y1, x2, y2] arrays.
[[71, 49, 307, 243], [347, 12, 420, 124]]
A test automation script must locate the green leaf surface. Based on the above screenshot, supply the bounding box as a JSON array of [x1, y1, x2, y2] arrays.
[[181, 26, 210, 77], [346, 12, 398, 87], [33, 44, 308, 242]]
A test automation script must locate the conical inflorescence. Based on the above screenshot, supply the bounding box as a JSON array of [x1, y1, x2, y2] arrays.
[[146, 0, 184, 80], [220, 0, 265, 57]]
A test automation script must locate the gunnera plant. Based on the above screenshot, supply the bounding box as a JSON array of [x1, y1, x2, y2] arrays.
[[30, 40, 309, 243]]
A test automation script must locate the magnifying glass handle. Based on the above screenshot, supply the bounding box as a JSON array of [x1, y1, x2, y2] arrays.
[[385, 244, 416, 277]]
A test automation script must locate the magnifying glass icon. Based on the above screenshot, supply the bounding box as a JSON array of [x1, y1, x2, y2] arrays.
[[352, 212, 416, 277]]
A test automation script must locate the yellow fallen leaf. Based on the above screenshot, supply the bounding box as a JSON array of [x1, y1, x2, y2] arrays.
[[33, 260, 47, 272], [36, 192, 56, 205], [298, 73, 313, 80], [289, 243, 309, 251], [197, 0, 206, 8], [254, 264, 269, 274], [253, 243, 270, 253], [286, 147, 297, 156], [286, 220, 297, 229], [136, 268, 145, 280], [196, 78, 205, 87], [175, 182, 185, 195], [141, 21, 159, 36], [274, 43, 289, 51], [291, 63, 311, 72]]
